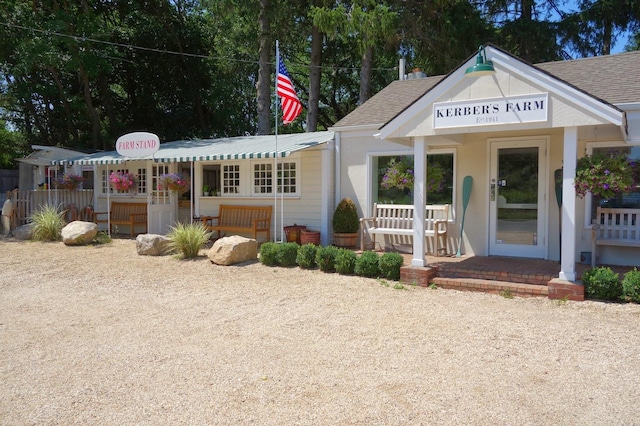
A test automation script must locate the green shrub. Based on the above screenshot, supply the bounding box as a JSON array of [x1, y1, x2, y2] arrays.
[[335, 248, 357, 275], [167, 222, 211, 259], [332, 197, 359, 233], [622, 268, 640, 303], [316, 245, 339, 272], [379, 252, 404, 281], [276, 242, 299, 267], [30, 203, 66, 241], [355, 251, 380, 277], [296, 243, 318, 269], [582, 267, 623, 301], [259, 242, 279, 266]]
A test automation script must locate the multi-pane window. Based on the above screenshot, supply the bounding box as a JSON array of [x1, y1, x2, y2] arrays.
[[254, 163, 272, 194], [222, 164, 240, 194], [252, 161, 297, 195], [278, 162, 297, 194], [101, 168, 147, 194]]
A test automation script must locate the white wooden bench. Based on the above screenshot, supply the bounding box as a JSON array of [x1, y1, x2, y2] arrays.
[[360, 204, 449, 256], [591, 207, 640, 267]]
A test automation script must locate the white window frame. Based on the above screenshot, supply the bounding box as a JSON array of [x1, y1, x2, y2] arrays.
[[366, 148, 457, 221], [222, 163, 242, 196], [250, 159, 300, 197]]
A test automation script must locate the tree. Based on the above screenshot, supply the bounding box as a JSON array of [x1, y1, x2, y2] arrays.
[[561, 0, 640, 56]]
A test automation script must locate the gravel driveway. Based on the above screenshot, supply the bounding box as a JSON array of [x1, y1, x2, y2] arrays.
[[1, 238, 639, 425]]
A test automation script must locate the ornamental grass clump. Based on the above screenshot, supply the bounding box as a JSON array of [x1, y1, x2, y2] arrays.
[[166, 222, 211, 259], [622, 268, 640, 303], [296, 243, 318, 269], [355, 250, 380, 277], [335, 248, 357, 275], [379, 252, 404, 281], [574, 152, 638, 199], [582, 266, 623, 301], [30, 203, 66, 241], [315, 245, 339, 272]]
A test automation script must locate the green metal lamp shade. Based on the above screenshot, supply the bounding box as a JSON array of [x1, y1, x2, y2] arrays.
[[465, 46, 496, 77]]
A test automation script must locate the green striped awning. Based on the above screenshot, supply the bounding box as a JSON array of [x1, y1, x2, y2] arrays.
[[53, 131, 334, 165]]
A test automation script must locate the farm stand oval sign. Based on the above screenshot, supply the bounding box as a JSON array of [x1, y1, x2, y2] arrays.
[[116, 132, 160, 157]]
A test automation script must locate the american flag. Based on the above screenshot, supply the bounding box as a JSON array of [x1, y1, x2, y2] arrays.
[[276, 53, 302, 125]]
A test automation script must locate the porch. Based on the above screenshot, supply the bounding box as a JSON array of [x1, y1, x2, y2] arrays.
[[391, 252, 633, 301]]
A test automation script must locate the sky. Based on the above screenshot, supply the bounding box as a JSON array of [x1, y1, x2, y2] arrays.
[[558, 0, 632, 54]]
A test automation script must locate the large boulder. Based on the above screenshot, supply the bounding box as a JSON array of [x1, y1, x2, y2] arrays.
[[11, 223, 34, 240], [208, 235, 258, 266], [1, 199, 13, 235], [62, 221, 98, 245], [136, 233, 172, 256]]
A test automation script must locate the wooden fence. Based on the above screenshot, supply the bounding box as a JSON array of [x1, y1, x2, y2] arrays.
[[4, 189, 94, 228]]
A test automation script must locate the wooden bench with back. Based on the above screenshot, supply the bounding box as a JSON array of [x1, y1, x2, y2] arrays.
[[94, 201, 148, 237], [203, 204, 272, 241], [360, 204, 449, 255], [591, 207, 640, 266]]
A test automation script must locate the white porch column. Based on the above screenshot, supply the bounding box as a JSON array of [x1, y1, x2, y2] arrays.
[[412, 137, 427, 267], [320, 141, 333, 246], [559, 127, 578, 281]]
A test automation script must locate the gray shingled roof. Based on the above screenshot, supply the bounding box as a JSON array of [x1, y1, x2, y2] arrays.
[[333, 49, 640, 129]]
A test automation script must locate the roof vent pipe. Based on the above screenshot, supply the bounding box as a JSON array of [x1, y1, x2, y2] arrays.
[[399, 57, 406, 80]]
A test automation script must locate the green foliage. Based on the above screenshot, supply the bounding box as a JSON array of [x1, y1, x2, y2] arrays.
[[0, 122, 28, 168], [29, 203, 66, 241], [622, 268, 640, 303], [500, 288, 514, 299], [335, 248, 357, 275], [276, 242, 299, 267], [332, 198, 359, 233], [582, 267, 623, 301], [575, 152, 636, 199], [296, 243, 318, 269], [259, 242, 279, 266], [167, 222, 211, 259], [378, 252, 404, 281], [315, 245, 339, 273], [355, 251, 380, 278]]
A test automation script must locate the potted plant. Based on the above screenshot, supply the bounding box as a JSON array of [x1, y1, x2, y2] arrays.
[[54, 173, 84, 190], [109, 172, 139, 195], [332, 197, 359, 247], [203, 184, 211, 196], [158, 173, 190, 194], [574, 151, 638, 198]]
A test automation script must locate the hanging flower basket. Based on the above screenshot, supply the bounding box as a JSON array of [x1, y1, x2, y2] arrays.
[[110, 172, 139, 194], [574, 152, 638, 199], [54, 173, 84, 190], [381, 158, 445, 193], [158, 173, 190, 194]]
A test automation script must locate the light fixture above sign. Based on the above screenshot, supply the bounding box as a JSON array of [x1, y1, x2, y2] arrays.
[[464, 45, 496, 77]]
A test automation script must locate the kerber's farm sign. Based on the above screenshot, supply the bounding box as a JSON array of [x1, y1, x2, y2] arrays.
[[116, 132, 160, 157], [433, 93, 548, 129]]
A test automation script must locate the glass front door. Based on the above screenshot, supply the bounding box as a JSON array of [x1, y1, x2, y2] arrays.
[[489, 139, 547, 258]]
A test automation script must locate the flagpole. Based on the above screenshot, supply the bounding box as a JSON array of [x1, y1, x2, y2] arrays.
[[274, 40, 279, 242]]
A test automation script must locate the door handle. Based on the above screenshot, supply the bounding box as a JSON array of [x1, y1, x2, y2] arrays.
[[490, 182, 496, 201]]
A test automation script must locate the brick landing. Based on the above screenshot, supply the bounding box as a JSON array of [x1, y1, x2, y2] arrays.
[[397, 254, 587, 300]]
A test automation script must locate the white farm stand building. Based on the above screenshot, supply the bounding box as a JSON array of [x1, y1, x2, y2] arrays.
[[55, 45, 640, 284]]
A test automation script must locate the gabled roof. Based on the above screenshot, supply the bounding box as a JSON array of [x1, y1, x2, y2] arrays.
[[54, 131, 334, 165], [332, 48, 640, 130]]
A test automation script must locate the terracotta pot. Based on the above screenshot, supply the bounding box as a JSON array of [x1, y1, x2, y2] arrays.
[[284, 225, 307, 244], [300, 229, 321, 245], [333, 232, 358, 248]]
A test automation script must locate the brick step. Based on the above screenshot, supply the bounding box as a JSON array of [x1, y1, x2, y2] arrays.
[[435, 266, 554, 286], [431, 277, 549, 298]]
